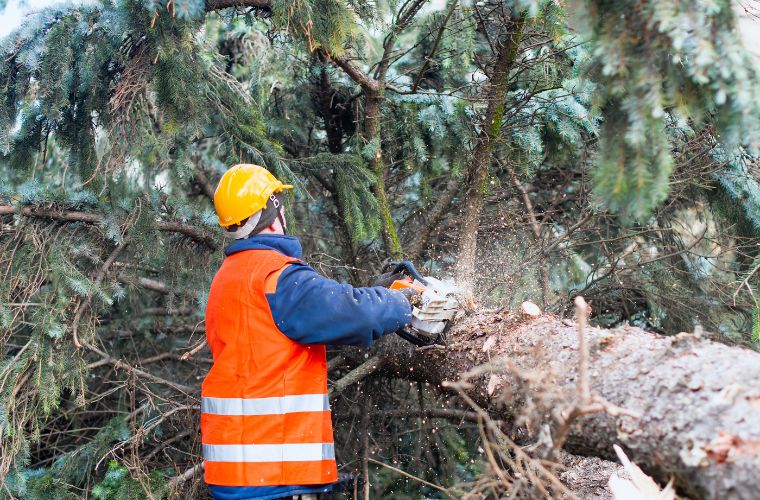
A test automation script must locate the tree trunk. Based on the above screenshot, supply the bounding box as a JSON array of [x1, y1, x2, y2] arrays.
[[365, 90, 402, 259], [455, 16, 525, 289], [354, 313, 760, 499]]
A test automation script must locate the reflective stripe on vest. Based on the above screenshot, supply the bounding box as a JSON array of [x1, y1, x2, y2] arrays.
[[202, 394, 330, 415], [203, 443, 335, 462]]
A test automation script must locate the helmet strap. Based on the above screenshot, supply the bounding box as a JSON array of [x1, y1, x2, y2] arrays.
[[277, 208, 287, 235]]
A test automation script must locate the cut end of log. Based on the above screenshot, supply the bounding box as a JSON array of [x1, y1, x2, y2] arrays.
[[486, 374, 502, 396], [520, 301, 542, 318], [482, 336, 497, 352]]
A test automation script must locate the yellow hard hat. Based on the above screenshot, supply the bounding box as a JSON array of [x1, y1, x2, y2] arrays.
[[214, 164, 293, 228]]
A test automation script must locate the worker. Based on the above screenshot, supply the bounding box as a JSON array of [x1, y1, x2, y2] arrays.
[[202, 164, 414, 500]]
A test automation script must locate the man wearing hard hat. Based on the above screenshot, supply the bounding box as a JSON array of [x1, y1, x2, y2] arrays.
[[201, 164, 413, 499]]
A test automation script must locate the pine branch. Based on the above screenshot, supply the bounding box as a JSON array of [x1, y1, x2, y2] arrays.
[[411, 0, 458, 93], [204, 0, 271, 11], [323, 50, 379, 91], [71, 241, 129, 348], [85, 340, 197, 393], [192, 162, 217, 201], [375, 0, 429, 82], [0, 205, 218, 249]]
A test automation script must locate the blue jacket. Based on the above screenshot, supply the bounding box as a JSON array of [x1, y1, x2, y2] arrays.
[[209, 234, 411, 500]]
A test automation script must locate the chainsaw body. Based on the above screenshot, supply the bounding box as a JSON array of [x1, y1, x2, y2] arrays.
[[384, 261, 465, 346]]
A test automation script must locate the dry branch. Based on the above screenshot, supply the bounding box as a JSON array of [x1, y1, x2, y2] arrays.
[[329, 355, 385, 396]]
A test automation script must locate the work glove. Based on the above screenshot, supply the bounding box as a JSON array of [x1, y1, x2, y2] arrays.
[[371, 271, 406, 288], [399, 287, 422, 307]]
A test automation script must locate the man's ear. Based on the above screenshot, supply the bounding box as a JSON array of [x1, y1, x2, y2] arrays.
[[268, 224, 277, 231]]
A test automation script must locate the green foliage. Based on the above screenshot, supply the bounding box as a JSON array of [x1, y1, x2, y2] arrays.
[[270, 0, 359, 55], [1, 0, 759, 495], [91, 460, 167, 499], [297, 153, 381, 240], [581, 0, 760, 219], [4, 417, 133, 499], [713, 154, 760, 232]]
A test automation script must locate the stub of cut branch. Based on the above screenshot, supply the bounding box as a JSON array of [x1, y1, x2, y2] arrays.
[[520, 301, 542, 318], [329, 355, 385, 396], [574, 296, 590, 404]]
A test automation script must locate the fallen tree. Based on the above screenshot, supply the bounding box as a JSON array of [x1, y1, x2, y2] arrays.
[[339, 311, 760, 499], [2, 205, 755, 497]]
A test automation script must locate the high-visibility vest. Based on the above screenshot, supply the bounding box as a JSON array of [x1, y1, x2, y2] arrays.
[[201, 249, 337, 486]]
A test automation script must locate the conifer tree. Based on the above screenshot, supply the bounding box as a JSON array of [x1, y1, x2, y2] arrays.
[[0, 0, 759, 496]]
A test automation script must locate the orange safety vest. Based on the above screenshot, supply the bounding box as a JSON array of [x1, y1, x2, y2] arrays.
[[201, 248, 338, 487]]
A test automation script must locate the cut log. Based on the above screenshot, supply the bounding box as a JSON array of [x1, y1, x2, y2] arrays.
[[367, 312, 760, 499]]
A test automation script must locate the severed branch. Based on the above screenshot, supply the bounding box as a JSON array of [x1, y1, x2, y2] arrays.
[[168, 463, 204, 488], [133, 276, 170, 294], [330, 355, 385, 396], [181, 339, 208, 361]]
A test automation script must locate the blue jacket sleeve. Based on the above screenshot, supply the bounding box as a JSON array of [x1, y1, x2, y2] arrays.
[[266, 262, 412, 347]]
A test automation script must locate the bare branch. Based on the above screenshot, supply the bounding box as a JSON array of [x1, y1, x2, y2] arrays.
[[205, 0, 270, 11], [329, 355, 385, 395]]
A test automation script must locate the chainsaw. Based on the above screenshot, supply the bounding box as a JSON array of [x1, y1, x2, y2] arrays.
[[382, 260, 465, 346]]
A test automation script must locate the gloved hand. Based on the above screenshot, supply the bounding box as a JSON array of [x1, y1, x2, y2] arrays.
[[398, 287, 422, 307], [371, 271, 406, 288]]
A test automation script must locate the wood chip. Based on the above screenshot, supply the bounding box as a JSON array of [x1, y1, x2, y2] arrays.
[[482, 336, 496, 352], [487, 374, 501, 395], [520, 301, 542, 318]]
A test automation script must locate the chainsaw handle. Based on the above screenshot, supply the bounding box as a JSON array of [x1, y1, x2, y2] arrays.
[[381, 260, 428, 286]]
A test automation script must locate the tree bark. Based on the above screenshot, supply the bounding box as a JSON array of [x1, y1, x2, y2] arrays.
[[364, 90, 403, 259], [359, 313, 760, 499], [455, 16, 525, 290]]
